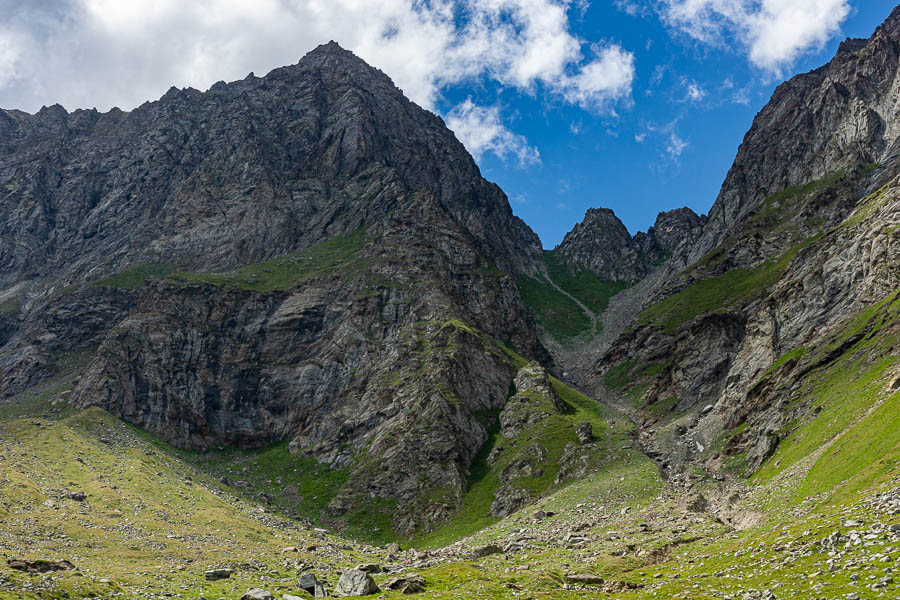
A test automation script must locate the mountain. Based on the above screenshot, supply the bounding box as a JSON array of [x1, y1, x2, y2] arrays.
[[542, 7, 900, 506], [2, 7, 900, 600], [0, 41, 574, 537]]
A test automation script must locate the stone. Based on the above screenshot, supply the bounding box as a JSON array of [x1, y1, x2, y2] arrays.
[[470, 543, 503, 559], [65, 490, 87, 501], [335, 569, 379, 597], [205, 568, 233, 581], [0, 41, 544, 541], [564, 574, 605, 585], [576, 421, 592, 444], [241, 589, 275, 600], [384, 573, 426, 594], [355, 563, 382, 573], [7, 558, 76, 573]]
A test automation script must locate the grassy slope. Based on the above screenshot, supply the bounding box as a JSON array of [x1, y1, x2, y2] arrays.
[[638, 234, 821, 334], [639, 170, 858, 335], [90, 229, 368, 293], [517, 251, 626, 341], [0, 403, 376, 600], [751, 289, 900, 505]]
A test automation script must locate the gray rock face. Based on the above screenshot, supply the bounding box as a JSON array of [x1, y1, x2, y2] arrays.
[[0, 42, 539, 293], [499, 362, 564, 438], [335, 569, 379, 597], [556, 208, 644, 282]]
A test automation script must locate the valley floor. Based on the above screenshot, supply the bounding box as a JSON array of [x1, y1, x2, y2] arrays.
[[1, 360, 898, 600]]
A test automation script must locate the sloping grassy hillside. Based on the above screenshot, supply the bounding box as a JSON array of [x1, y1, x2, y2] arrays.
[[750, 288, 900, 505], [0, 403, 377, 600], [517, 251, 626, 341], [89, 229, 369, 294]]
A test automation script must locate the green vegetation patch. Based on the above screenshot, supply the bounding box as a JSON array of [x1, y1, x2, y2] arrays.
[[752, 288, 900, 505], [91, 263, 177, 289], [155, 440, 350, 523], [171, 228, 368, 293], [542, 250, 627, 315], [689, 170, 847, 275], [414, 344, 629, 548], [516, 275, 592, 340], [639, 235, 821, 334], [516, 251, 626, 342]]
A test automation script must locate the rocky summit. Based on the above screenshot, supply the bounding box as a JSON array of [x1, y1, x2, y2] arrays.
[[1, 7, 900, 600]]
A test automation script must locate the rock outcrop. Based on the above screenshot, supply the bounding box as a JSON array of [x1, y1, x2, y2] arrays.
[[692, 6, 900, 260]]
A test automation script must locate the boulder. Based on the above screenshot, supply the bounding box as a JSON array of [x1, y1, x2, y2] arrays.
[[204, 568, 233, 581], [241, 589, 275, 600], [384, 573, 426, 594], [576, 421, 592, 444], [7, 558, 76, 573], [565, 574, 605, 585], [298, 572, 327, 596], [335, 569, 379, 597], [470, 543, 503, 558]]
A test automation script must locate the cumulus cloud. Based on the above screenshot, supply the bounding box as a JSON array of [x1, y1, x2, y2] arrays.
[[0, 0, 637, 165], [446, 99, 541, 167], [660, 0, 851, 73], [558, 44, 635, 110]]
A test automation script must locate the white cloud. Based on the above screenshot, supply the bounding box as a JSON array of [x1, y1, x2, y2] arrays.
[[615, 1, 649, 17], [0, 31, 21, 86], [683, 78, 706, 102], [667, 132, 688, 157], [559, 44, 635, 110], [635, 132, 648, 143], [446, 99, 541, 167], [661, 0, 851, 73], [0, 0, 636, 166]]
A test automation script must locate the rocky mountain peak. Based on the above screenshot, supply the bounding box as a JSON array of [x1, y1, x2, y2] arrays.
[[555, 207, 644, 282], [691, 7, 900, 260], [0, 41, 540, 297]]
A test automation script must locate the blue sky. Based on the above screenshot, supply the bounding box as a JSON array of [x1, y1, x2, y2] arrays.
[[0, 1, 896, 247]]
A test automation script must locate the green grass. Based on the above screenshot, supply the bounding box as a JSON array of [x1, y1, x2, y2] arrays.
[[751, 288, 900, 505], [542, 250, 627, 315], [516, 275, 592, 340], [0, 407, 375, 600], [516, 251, 627, 342], [639, 235, 822, 334], [688, 170, 848, 275], [842, 182, 892, 228], [90, 263, 177, 289], [645, 395, 679, 419], [171, 228, 368, 293], [754, 346, 810, 384], [152, 440, 350, 523], [603, 359, 638, 389]]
